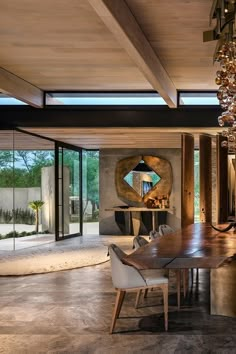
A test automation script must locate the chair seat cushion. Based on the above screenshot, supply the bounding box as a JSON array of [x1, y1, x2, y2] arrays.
[[140, 269, 168, 286]]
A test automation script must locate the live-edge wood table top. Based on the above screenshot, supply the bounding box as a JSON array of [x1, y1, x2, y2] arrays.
[[122, 223, 236, 270]]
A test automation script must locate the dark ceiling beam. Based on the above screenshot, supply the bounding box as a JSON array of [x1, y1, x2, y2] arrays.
[[88, 0, 177, 108], [0, 106, 221, 129], [0, 68, 43, 108]]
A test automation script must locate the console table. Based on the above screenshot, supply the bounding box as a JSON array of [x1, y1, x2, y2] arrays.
[[105, 207, 170, 236]]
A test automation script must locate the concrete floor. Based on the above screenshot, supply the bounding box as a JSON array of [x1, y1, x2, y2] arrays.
[[0, 235, 236, 353]]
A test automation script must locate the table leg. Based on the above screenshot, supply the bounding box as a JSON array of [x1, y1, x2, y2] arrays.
[[131, 211, 141, 236], [152, 211, 156, 231]]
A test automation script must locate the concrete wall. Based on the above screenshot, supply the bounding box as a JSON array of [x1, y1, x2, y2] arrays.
[[0, 188, 41, 210], [100, 148, 181, 235], [41, 166, 70, 233]]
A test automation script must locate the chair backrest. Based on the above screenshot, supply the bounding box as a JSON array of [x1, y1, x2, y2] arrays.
[[108, 244, 146, 289], [133, 235, 149, 250], [149, 230, 161, 240], [159, 224, 174, 236]]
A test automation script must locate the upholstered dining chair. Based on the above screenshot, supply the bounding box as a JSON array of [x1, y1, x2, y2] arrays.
[[108, 243, 168, 333], [133, 235, 149, 250], [159, 224, 174, 236], [149, 230, 161, 240]]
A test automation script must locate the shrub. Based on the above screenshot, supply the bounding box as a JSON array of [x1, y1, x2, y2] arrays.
[[3, 210, 12, 224], [0, 208, 35, 225], [4, 231, 19, 238], [14, 208, 35, 225], [19, 231, 28, 237]]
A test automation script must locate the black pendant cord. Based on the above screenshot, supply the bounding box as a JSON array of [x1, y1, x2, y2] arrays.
[[210, 222, 236, 232]]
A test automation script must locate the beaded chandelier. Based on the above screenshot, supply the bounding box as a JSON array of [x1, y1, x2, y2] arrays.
[[204, 1, 236, 151]]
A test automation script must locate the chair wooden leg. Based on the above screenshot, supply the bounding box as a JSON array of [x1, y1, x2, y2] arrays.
[[162, 284, 168, 331], [135, 289, 143, 308], [182, 269, 188, 298], [144, 288, 148, 298], [191, 268, 194, 285], [182, 269, 186, 297], [176, 270, 181, 310], [110, 290, 126, 334], [196, 268, 199, 284], [116, 290, 126, 318]]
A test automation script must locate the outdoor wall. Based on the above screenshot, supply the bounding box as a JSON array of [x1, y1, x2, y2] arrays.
[[0, 188, 40, 210], [41, 166, 70, 233], [100, 148, 181, 235]]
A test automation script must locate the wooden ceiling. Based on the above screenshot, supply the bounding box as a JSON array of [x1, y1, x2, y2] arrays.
[[12, 127, 218, 150], [0, 0, 217, 108], [0, 131, 54, 150]]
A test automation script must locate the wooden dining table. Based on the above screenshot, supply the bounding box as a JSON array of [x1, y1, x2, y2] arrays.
[[122, 222, 236, 317]]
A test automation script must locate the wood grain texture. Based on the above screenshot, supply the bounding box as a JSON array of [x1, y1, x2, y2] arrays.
[[88, 0, 177, 107], [19, 127, 183, 149], [115, 155, 172, 207], [0, 68, 43, 107], [181, 134, 194, 228], [126, 0, 217, 90], [0, 0, 150, 91], [216, 134, 228, 223], [123, 223, 236, 270], [200, 134, 212, 223], [211, 259, 236, 317], [0, 1, 217, 96], [0, 130, 54, 150], [0, 128, 220, 150]]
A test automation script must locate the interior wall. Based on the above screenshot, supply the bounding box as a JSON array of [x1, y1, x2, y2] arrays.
[[99, 148, 181, 235]]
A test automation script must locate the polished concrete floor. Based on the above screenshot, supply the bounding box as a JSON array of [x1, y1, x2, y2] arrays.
[[0, 235, 236, 353]]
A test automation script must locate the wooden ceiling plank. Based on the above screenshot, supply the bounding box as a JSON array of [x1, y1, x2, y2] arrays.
[[88, 0, 177, 107], [0, 67, 43, 108]]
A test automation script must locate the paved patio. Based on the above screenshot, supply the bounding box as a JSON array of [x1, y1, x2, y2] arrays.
[[0, 222, 99, 251]]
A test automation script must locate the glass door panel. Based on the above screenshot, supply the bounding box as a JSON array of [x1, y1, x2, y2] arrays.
[[82, 150, 99, 235], [14, 131, 55, 249], [56, 145, 81, 239]]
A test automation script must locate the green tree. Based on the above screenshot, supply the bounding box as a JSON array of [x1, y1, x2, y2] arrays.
[[0, 151, 13, 169], [86, 151, 99, 218], [28, 200, 45, 233], [0, 150, 54, 187]]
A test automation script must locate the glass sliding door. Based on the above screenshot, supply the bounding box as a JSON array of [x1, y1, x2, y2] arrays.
[[14, 131, 55, 249], [0, 130, 14, 250], [56, 142, 82, 239], [0, 130, 55, 251], [82, 150, 99, 235]]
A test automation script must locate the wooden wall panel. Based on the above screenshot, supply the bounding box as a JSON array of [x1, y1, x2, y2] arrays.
[[181, 133, 194, 228], [216, 134, 228, 223], [200, 134, 212, 223]]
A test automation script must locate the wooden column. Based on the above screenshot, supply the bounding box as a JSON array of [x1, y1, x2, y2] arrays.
[[199, 135, 212, 223], [181, 134, 194, 228], [216, 134, 228, 223]]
